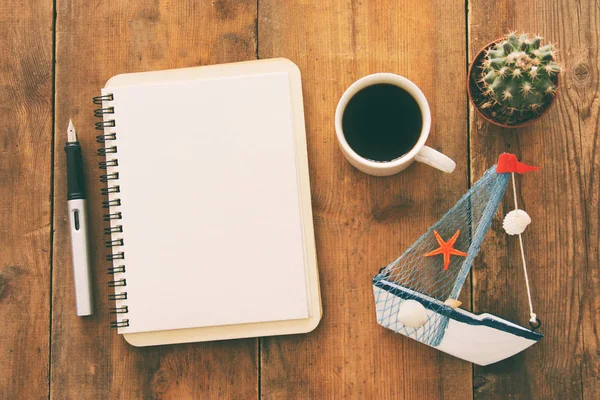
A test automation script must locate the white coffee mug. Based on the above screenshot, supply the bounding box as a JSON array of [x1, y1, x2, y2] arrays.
[[335, 73, 455, 176]]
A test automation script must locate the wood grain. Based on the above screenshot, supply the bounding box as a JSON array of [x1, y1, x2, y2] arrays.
[[51, 1, 258, 399], [0, 1, 594, 398], [258, 1, 471, 398], [468, 1, 598, 399], [572, 2, 600, 399], [0, 0, 53, 399]]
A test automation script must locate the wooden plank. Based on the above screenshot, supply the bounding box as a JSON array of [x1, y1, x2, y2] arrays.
[[468, 1, 594, 398], [51, 1, 258, 398], [573, 2, 600, 399], [0, 0, 53, 398], [259, 1, 471, 398]]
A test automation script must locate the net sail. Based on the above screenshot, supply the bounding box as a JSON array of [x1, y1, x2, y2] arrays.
[[373, 165, 510, 346]]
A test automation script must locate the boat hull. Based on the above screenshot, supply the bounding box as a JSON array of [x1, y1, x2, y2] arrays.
[[374, 282, 542, 366]]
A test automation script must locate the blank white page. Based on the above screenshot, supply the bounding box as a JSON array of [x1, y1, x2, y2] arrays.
[[107, 72, 310, 334]]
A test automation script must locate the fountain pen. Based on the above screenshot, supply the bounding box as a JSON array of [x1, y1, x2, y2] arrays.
[[65, 119, 93, 316]]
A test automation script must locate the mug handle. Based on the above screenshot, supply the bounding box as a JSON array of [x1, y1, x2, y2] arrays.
[[414, 146, 456, 174]]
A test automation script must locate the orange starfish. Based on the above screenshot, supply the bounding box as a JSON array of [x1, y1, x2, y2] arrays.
[[423, 230, 467, 271]]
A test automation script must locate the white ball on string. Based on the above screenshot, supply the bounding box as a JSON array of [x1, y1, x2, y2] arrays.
[[397, 299, 428, 328], [503, 209, 531, 235]]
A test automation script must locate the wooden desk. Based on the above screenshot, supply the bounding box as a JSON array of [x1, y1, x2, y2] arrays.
[[1, 1, 596, 399]]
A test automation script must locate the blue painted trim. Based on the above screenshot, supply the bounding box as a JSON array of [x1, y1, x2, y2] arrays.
[[374, 279, 543, 342]]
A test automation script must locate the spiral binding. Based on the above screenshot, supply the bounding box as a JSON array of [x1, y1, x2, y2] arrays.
[[99, 160, 118, 169], [103, 212, 122, 221], [101, 186, 120, 195], [94, 93, 129, 328], [96, 120, 116, 129], [102, 199, 121, 208], [107, 252, 124, 261], [100, 172, 119, 182], [105, 239, 124, 248], [107, 265, 126, 274], [94, 107, 114, 117], [98, 146, 117, 156], [93, 94, 113, 104], [97, 133, 116, 143], [105, 225, 123, 234], [108, 278, 126, 287], [110, 319, 129, 328]]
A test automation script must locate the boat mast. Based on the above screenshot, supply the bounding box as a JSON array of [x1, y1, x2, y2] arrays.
[[449, 172, 510, 300]]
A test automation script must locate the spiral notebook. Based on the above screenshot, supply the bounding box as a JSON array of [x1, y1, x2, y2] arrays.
[[95, 59, 321, 346]]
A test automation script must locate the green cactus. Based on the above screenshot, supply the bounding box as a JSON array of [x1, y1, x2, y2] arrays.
[[478, 32, 560, 116]]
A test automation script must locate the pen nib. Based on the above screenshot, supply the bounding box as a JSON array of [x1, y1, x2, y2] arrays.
[[67, 119, 77, 142]]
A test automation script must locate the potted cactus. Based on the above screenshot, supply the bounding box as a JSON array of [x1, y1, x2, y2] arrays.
[[468, 32, 561, 127]]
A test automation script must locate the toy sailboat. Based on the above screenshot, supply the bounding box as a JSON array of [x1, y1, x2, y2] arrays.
[[373, 153, 542, 365]]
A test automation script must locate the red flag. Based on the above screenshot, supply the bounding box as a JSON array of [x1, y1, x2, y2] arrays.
[[496, 153, 540, 174]]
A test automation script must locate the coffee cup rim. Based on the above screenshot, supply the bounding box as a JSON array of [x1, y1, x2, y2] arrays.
[[335, 73, 432, 170]]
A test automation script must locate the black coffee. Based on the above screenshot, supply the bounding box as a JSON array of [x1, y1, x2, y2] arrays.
[[342, 84, 422, 162]]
